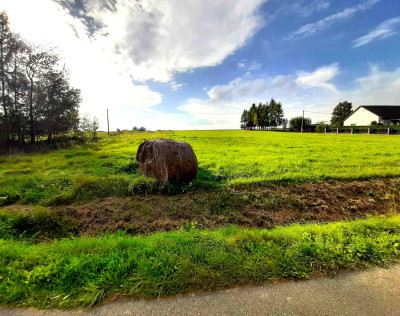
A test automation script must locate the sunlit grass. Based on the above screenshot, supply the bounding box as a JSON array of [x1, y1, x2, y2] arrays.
[[2, 131, 400, 309], [2, 130, 400, 205], [0, 215, 399, 309]]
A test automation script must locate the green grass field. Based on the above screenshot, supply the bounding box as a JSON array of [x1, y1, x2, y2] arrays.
[[2, 130, 400, 309], [2, 130, 400, 205]]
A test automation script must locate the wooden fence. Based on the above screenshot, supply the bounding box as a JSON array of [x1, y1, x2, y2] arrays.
[[243, 126, 400, 135], [324, 127, 400, 135]]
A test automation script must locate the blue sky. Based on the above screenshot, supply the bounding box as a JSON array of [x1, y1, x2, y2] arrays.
[[2, 0, 400, 129]]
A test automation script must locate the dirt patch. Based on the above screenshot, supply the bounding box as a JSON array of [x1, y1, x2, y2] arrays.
[[4, 178, 400, 236]]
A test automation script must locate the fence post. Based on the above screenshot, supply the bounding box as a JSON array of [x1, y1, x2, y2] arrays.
[[388, 127, 391, 135], [351, 127, 354, 134], [368, 127, 371, 135], [336, 127, 339, 134]]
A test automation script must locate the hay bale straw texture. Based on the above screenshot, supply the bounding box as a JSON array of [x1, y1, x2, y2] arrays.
[[136, 139, 198, 184]]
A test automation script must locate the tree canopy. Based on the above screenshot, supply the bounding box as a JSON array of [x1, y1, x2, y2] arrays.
[[331, 101, 353, 126], [0, 11, 81, 149], [289, 116, 312, 132]]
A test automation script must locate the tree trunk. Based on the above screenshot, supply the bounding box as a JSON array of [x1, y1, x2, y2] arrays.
[[29, 78, 35, 144], [0, 24, 7, 122], [14, 51, 20, 143]]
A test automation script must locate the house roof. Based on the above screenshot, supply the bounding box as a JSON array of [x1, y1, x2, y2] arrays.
[[361, 106, 400, 119]]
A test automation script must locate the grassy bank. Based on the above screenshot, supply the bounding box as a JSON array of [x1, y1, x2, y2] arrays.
[[1, 215, 399, 309], [2, 130, 400, 205]]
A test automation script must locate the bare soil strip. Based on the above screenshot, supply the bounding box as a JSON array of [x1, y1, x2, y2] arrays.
[[5, 178, 400, 236]]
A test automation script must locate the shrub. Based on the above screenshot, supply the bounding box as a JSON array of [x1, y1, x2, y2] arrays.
[[316, 122, 328, 133], [290, 117, 312, 132]]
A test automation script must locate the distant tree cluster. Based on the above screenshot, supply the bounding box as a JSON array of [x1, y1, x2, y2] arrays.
[[0, 11, 81, 149], [132, 126, 147, 131], [289, 116, 312, 132], [240, 98, 285, 130]]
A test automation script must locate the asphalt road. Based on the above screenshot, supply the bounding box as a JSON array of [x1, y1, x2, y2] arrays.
[[1, 264, 400, 316]]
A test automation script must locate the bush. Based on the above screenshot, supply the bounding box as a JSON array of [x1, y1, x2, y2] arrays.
[[316, 122, 328, 133], [290, 117, 312, 132], [132, 126, 147, 132]]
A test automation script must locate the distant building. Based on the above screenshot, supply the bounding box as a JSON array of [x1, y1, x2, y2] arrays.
[[343, 106, 400, 126]]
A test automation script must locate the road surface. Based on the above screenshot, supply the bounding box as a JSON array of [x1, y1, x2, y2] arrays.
[[1, 264, 400, 316]]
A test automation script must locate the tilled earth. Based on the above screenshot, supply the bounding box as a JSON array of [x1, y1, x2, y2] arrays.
[[5, 178, 400, 236]]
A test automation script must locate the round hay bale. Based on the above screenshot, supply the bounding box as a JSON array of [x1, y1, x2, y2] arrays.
[[136, 139, 198, 184]]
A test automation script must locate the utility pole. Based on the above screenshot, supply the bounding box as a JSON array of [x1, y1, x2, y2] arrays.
[[107, 108, 110, 136], [301, 110, 304, 133]]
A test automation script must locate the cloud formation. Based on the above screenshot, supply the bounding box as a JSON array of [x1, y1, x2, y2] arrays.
[[2, 0, 266, 130], [284, 0, 330, 18], [178, 64, 400, 129], [72, 0, 266, 82], [237, 59, 262, 71], [296, 64, 339, 92], [287, 0, 380, 40], [353, 16, 400, 47]]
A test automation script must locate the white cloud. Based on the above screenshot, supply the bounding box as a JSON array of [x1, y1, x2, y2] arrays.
[[299, 0, 330, 17], [2, 0, 162, 130], [79, 0, 266, 82], [1, 0, 266, 130], [283, 0, 330, 18], [287, 0, 380, 40], [349, 66, 400, 104], [353, 16, 400, 48], [170, 82, 184, 91], [237, 59, 262, 71], [178, 64, 400, 128], [296, 64, 339, 92]]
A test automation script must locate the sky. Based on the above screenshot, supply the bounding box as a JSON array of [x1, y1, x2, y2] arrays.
[[1, 0, 400, 130]]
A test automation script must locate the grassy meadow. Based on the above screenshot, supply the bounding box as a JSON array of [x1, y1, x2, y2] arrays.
[[2, 130, 400, 205], [1, 130, 400, 309]]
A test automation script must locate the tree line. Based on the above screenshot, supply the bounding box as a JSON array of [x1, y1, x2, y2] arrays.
[[0, 11, 82, 149], [240, 98, 286, 130], [240, 100, 357, 131]]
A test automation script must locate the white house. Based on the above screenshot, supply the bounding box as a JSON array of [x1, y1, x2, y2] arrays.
[[343, 106, 400, 126]]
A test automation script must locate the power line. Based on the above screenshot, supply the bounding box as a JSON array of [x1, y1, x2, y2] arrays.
[[286, 110, 331, 115], [135, 112, 243, 115], [126, 109, 331, 116], [130, 110, 331, 115]]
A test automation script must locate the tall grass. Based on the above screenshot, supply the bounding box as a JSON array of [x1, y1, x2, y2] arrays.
[[0, 215, 399, 309], [2, 131, 400, 205]]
